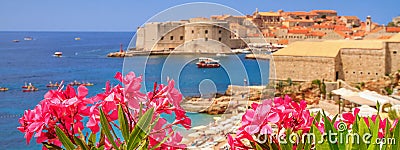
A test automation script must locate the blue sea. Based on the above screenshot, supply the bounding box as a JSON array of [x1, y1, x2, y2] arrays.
[[0, 31, 269, 149]]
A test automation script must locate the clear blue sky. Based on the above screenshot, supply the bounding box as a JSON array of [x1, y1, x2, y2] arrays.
[[1, 0, 399, 31]]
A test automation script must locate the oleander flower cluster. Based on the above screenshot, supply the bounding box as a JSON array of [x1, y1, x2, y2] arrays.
[[18, 72, 191, 150], [228, 95, 400, 150]]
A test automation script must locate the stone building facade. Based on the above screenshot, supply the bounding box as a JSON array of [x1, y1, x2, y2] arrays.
[[135, 21, 245, 53], [271, 34, 400, 83]]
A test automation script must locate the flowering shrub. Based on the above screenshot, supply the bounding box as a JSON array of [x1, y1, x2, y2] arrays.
[[18, 72, 191, 149], [228, 95, 400, 150]]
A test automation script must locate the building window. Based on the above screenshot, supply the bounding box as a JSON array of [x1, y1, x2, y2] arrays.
[[205, 37, 208, 41], [393, 51, 397, 54], [360, 72, 363, 75], [346, 71, 348, 74], [180, 36, 184, 40], [353, 72, 355, 74], [218, 37, 222, 41], [376, 73, 378, 75], [192, 30, 194, 34], [368, 72, 370, 75], [205, 30, 208, 34], [160, 36, 164, 40], [219, 30, 222, 34]]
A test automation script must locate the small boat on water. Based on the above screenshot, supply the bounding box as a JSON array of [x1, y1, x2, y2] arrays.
[[68, 80, 94, 86], [24, 37, 33, 41], [22, 83, 38, 92], [23, 87, 38, 92], [68, 80, 81, 86], [231, 49, 243, 53], [241, 50, 251, 54], [196, 57, 220, 68], [46, 81, 60, 88], [75, 37, 81, 40], [82, 82, 94, 86], [0, 87, 9, 92], [54, 52, 63, 57], [13, 40, 20, 43]]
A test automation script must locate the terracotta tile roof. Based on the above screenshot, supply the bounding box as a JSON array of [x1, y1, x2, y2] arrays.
[[386, 27, 400, 33], [306, 31, 325, 37], [277, 39, 289, 45], [353, 31, 365, 37], [334, 25, 351, 31], [288, 29, 309, 34], [334, 30, 349, 38], [281, 26, 289, 29]]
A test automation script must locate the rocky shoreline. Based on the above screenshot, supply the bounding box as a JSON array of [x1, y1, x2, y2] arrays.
[[181, 85, 273, 115]]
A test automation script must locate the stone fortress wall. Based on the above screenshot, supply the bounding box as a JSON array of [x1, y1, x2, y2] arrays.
[[271, 34, 400, 83], [135, 21, 246, 53]]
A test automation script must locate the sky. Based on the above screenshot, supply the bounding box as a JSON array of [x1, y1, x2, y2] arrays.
[[0, 0, 399, 32]]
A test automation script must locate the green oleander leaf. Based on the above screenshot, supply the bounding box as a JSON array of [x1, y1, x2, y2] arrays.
[[99, 108, 119, 150], [127, 108, 154, 149], [323, 111, 339, 150], [73, 136, 89, 150], [55, 126, 75, 150], [118, 105, 129, 141]]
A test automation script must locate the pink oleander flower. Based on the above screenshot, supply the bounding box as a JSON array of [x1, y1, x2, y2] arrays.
[[227, 134, 248, 150], [342, 108, 360, 125], [362, 115, 388, 138], [242, 100, 279, 135], [18, 72, 191, 149], [18, 84, 90, 147], [280, 100, 313, 133], [229, 95, 317, 150]]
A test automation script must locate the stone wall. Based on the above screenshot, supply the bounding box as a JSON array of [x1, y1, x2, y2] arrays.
[[340, 48, 386, 82], [174, 39, 232, 53], [387, 42, 400, 73], [153, 26, 185, 51], [271, 56, 336, 81]]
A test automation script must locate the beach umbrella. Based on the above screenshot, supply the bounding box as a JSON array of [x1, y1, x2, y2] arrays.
[[192, 125, 207, 130], [205, 129, 218, 135], [355, 105, 378, 117], [188, 132, 202, 138]]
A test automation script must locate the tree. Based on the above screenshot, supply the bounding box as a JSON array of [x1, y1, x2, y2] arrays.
[[287, 78, 293, 86], [388, 22, 396, 27]]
